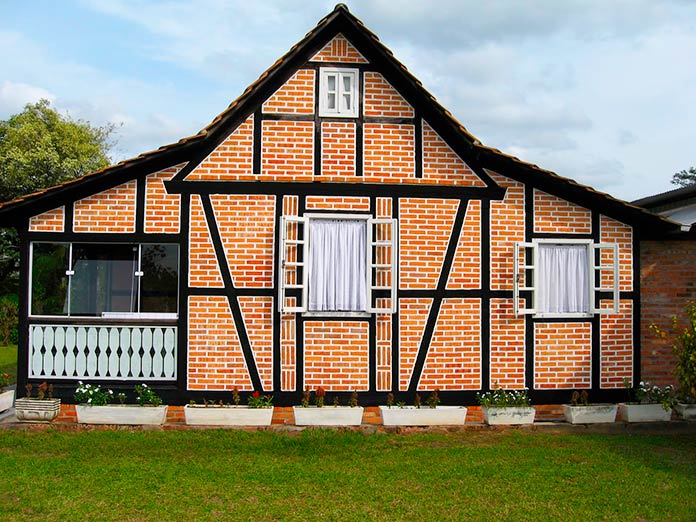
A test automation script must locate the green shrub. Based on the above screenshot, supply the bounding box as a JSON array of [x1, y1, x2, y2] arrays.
[[0, 294, 18, 346]]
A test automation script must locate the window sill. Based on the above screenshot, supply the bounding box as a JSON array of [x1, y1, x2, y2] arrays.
[[302, 311, 371, 319]]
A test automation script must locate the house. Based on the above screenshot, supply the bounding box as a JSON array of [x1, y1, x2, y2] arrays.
[[0, 5, 680, 409], [634, 185, 696, 386]]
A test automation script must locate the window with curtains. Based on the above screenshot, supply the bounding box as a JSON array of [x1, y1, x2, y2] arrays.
[[513, 240, 619, 317], [30, 242, 179, 318], [319, 68, 359, 118], [278, 214, 397, 315]]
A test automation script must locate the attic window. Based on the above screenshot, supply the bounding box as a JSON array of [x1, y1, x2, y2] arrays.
[[319, 68, 359, 117]]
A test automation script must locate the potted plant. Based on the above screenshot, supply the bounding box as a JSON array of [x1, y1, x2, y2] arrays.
[[75, 382, 168, 425], [562, 390, 618, 424], [379, 390, 467, 426], [293, 387, 364, 426], [15, 382, 61, 422], [651, 302, 696, 419], [184, 388, 274, 426], [619, 380, 675, 422], [0, 372, 13, 413], [477, 386, 535, 425]]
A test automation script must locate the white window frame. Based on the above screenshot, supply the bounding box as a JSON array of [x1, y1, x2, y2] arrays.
[[278, 213, 397, 315], [513, 239, 619, 318], [318, 67, 359, 118], [28, 242, 179, 320]]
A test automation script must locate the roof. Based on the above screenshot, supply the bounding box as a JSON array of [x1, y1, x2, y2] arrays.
[[632, 183, 696, 210], [0, 4, 681, 237]]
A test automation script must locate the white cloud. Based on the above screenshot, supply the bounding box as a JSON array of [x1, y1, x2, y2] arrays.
[[0, 81, 55, 115]]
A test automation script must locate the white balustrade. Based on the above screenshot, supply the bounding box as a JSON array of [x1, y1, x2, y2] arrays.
[[29, 325, 177, 381]]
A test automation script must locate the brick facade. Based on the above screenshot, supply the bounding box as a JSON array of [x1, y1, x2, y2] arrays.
[[15, 15, 657, 408]]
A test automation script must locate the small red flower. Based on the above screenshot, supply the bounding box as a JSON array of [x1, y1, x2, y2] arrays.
[[316, 387, 326, 398], [252, 391, 259, 398]]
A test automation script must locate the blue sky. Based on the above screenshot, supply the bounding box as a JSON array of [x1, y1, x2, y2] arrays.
[[1, 0, 695, 201]]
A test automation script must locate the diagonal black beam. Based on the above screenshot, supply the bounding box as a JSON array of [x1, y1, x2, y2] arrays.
[[200, 195, 263, 391], [407, 200, 469, 392]]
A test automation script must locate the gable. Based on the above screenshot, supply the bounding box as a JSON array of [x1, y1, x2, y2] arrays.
[[310, 33, 368, 63]]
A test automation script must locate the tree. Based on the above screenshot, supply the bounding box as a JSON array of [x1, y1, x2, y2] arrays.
[[671, 166, 696, 188], [0, 99, 115, 202], [0, 99, 115, 295]]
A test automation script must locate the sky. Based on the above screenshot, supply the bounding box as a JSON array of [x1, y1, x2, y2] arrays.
[[1, 0, 695, 202]]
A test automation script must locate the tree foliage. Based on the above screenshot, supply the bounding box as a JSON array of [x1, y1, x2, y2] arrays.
[[0, 99, 115, 296], [671, 166, 696, 188], [0, 99, 114, 202]]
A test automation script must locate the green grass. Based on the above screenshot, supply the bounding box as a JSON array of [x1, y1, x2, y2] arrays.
[[0, 430, 694, 521], [0, 344, 17, 384]]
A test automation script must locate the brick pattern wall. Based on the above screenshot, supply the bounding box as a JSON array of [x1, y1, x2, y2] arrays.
[[262, 120, 314, 179], [600, 299, 633, 388], [280, 196, 298, 391], [145, 165, 182, 234], [534, 322, 592, 389], [533, 189, 591, 234], [601, 215, 633, 292], [186, 115, 253, 180], [376, 197, 394, 391], [399, 298, 432, 390], [211, 194, 275, 288], [239, 296, 274, 391], [262, 69, 315, 114], [422, 122, 485, 187], [363, 72, 414, 118], [321, 121, 356, 178], [447, 200, 481, 289], [310, 34, 368, 63], [304, 321, 369, 391], [305, 196, 369, 211], [419, 299, 481, 390], [399, 198, 459, 289], [73, 180, 136, 233], [188, 296, 253, 390], [640, 240, 696, 386], [363, 123, 415, 181], [489, 172, 525, 291], [490, 298, 526, 388], [29, 206, 65, 232], [189, 195, 223, 287]]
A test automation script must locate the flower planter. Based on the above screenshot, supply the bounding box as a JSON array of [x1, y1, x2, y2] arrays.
[[0, 389, 14, 413], [76, 404, 168, 425], [481, 406, 535, 425], [563, 404, 618, 424], [184, 405, 273, 426], [618, 403, 671, 423], [379, 406, 467, 426], [293, 406, 364, 426], [673, 403, 696, 420], [15, 398, 61, 422]]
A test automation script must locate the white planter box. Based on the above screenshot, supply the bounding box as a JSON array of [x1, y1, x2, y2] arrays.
[[673, 403, 696, 420], [0, 389, 14, 413], [563, 404, 618, 424], [619, 403, 672, 423], [15, 398, 61, 422], [379, 406, 467, 426], [184, 405, 273, 426], [481, 406, 535, 425], [293, 406, 364, 426], [76, 404, 168, 425]]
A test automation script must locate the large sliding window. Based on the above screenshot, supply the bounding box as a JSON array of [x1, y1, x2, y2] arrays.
[[30, 242, 179, 318]]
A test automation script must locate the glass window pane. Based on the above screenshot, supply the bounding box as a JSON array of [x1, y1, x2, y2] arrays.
[[342, 74, 352, 92], [327, 93, 336, 110], [70, 244, 138, 316], [31, 243, 69, 316], [327, 75, 336, 92], [342, 93, 352, 112], [140, 244, 179, 313]]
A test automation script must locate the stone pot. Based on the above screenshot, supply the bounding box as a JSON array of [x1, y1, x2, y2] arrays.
[[292, 406, 364, 426], [15, 398, 61, 422], [618, 403, 672, 422], [184, 405, 273, 426], [76, 404, 168, 425], [563, 404, 618, 424], [481, 406, 535, 425], [379, 406, 467, 426]]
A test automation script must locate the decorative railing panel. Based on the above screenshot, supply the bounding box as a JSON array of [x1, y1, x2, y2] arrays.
[[29, 325, 177, 381]]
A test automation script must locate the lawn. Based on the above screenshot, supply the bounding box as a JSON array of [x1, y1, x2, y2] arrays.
[[0, 344, 17, 384], [0, 429, 694, 521]]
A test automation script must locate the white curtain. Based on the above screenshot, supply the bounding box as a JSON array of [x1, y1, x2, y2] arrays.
[[537, 244, 589, 314], [308, 219, 367, 312]]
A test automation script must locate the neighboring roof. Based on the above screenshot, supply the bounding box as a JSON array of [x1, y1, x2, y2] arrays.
[[0, 4, 681, 237], [632, 183, 696, 230]]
